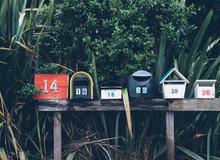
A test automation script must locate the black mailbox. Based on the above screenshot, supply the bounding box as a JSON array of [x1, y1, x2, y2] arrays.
[[128, 70, 156, 98], [70, 71, 94, 100]]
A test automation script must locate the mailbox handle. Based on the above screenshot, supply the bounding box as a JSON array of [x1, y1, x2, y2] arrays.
[[133, 75, 152, 81]]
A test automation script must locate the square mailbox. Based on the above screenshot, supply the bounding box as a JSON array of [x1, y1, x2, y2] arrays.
[[194, 80, 216, 98], [160, 68, 189, 99], [70, 71, 94, 100], [128, 70, 156, 98], [101, 82, 122, 100], [33, 74, 69, 100]]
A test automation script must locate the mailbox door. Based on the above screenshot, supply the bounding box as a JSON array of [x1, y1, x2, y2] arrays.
[[197, 86, 215, 98], [73, 85, 90, 99], [33, 74, 69, 100], [128, 77, 156, 98], [163, 83, 186, 99], [101, 89, 122, 99]]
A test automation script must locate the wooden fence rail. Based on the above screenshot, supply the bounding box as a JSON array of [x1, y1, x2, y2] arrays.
[[37, 99, 220, 160]]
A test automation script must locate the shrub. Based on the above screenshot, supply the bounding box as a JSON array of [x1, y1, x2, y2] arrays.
[[38, 0, 195, 84]]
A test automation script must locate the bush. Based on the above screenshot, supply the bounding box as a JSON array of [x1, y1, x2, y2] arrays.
[[38, 0, 195, 84]]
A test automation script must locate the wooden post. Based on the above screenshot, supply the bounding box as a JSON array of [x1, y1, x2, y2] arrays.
[[54, 112, 62, 160], [166, 111, 175, 160]]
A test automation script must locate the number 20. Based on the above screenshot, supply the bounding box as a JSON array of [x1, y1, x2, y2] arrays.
[[43, 80, 58, 93]]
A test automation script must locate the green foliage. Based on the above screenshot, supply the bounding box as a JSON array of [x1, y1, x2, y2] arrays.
[[17, 83, 41, 99], [37, 63, 65, 74], [38, 0, 195, 83]]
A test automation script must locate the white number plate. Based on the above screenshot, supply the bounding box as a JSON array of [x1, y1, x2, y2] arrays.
[[101, 89, 122, 99]]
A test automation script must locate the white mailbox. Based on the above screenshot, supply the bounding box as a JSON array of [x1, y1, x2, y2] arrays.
[[160, 68, 189, 99], [194, 80, 216, 98], [101, 86, 122, 99]]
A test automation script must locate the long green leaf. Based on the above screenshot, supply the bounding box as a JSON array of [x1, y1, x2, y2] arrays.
[[0, 148, 8, 160], [184, 10, 213, 75], [100, 112, 108, 137], [19, 151, 26, 160], [66, 152, 76, 160], [122, 88, 132, 138], [207, 127, 212, 160], [7, 125, 18, 157], [153, 144, 166, 160], [189, 10, 213, 58], [177, 146, 205, 160], [203, 55, 220, 79], [155, 32, 166, 82]]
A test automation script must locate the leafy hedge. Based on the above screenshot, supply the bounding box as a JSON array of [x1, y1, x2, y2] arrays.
[[38, 0, 195, 83]]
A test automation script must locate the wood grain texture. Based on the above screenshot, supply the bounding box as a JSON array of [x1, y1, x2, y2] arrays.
[[166, 112, 175, 160], [54, 112, 62, 160], [37, 99, 220, 112], [37, 99, 168, 111], [168, 99, 220, 111]]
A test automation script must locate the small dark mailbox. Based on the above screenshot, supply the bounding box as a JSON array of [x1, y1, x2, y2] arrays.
[[70, 71, 94, 100], [128, 70, 156, 98]]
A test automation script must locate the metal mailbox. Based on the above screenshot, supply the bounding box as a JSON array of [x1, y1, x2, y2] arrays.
[[160, 68, 189, 99], [128, 70, 156, 98], [194, 80, 216, 98], [33, 74, 69, 100], [70, 71, 94, 100], [101, 81, 122, 100]]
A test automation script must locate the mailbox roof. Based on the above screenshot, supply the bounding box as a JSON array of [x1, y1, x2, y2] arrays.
[[193, 79, 217, 87], [160, 68, 189, 84], [132, 70, 152, 77]]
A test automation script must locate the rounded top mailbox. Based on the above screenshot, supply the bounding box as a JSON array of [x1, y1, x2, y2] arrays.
[[128, 70, 156, 98], [70, 71, 94, 100], [132, 70, 152, 77]]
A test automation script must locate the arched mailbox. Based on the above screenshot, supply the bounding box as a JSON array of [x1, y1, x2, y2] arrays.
[[128, 70, 156, 98], [70, 71, 94, 100]]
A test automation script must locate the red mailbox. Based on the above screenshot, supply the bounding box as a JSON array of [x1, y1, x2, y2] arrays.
[[33, 74, 69, 100]]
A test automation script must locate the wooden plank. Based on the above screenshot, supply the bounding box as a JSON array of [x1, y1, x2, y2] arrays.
[[37, 99, 168, 111], [166, 111, 175, 160], [38, 99, 220, 112], [54, 112, 62, 160], [168, 99, 220, 111]]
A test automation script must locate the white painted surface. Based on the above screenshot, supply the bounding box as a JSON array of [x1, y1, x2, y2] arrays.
[[101, 89, 122, 99], [162, 83, 186, 99]]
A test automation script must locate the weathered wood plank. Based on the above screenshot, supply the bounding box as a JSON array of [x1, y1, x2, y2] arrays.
[[166, 112, 175, 160], [37, 99, 168, 111], [54, 112, 62, 160], [37, 99, 220, 112], [168, 99, 220, 111]]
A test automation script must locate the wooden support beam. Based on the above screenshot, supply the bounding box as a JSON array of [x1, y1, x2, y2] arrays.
[[166, 111, 175, 160], [37, 99, 168, 111], [54, 112, 62, 160], [168, 99, 220, 111], [38, 99, 220, 112]]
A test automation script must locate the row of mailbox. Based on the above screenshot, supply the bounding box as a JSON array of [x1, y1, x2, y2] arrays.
[[33, 68, 217, 100]]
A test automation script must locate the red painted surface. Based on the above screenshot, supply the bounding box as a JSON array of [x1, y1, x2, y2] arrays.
[[33, 74, 69, 100]]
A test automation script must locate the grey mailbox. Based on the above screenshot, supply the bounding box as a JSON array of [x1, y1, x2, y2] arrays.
[[128, 70, 156, 98]]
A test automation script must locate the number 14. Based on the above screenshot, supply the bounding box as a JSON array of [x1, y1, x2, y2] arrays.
[[43, 80, 58, 93]]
